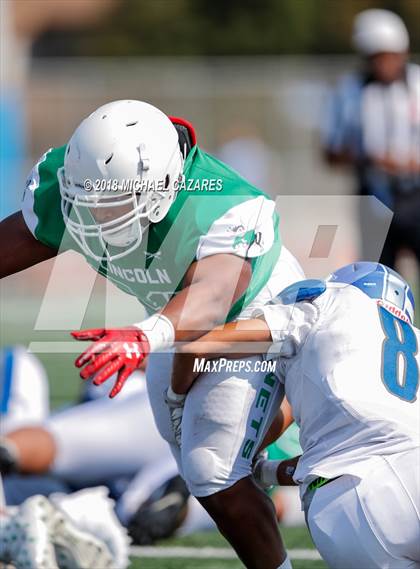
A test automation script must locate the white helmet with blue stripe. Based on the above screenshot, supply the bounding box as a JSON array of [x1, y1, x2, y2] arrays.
[[327, 262, 415, 324]]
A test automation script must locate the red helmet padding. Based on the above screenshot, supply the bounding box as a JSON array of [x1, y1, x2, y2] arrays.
[[169, 116, 197, 146]]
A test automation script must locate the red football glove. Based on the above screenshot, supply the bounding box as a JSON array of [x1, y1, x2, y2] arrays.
[[71, 327, 150, 398]]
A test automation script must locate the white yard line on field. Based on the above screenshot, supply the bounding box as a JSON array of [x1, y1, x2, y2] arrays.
[[130, 546, 322, 561]]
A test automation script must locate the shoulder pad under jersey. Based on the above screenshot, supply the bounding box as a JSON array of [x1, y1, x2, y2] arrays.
[[271, 279, 327, 306]]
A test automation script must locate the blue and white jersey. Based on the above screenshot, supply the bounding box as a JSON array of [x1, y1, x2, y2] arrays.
[[255, 283, 420, 496], [322, 63, 420, 203]]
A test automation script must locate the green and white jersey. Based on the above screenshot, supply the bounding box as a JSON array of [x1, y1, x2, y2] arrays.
[[22, 144, 281, 319]]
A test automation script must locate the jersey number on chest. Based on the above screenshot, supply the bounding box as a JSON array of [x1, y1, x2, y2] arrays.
[[379, 306, 419, 402]]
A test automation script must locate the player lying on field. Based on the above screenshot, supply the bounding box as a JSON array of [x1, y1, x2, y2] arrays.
[[1, 99, 304, 569], [171, 262, 420, 569], [0, 347, 214, 545]]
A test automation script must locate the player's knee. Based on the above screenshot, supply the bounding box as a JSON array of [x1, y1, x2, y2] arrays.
[[182, 447, 254, 500], [198, 476, 268, 525], [182, 447, 223, 497]]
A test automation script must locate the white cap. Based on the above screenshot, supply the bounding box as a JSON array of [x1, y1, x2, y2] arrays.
[[352, 9, 409, 55]]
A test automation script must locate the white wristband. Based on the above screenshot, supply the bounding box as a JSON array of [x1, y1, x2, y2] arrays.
[[134, 314, 175, 352], [260, 459, 282, 486]]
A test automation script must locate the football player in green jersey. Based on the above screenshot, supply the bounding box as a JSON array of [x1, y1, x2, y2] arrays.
[[0, 100, 304, 569]]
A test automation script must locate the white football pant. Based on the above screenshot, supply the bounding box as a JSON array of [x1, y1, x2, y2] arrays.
[[147, 247, 304, 497], [306, 449, 420, 568]]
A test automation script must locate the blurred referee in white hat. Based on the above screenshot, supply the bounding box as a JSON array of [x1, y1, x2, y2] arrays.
[[322, 9, 420, 275]]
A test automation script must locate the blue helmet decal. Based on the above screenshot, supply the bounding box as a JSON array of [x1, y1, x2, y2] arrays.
[[327, 262, 415, 323]]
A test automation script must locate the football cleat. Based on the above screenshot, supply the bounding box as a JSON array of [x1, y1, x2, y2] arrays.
[[50, 486, 130, 569], [52, 507, 114, 569], [1, 495, 59, 569], [128, 475, 190, 545], [0, 495, 115, 569]]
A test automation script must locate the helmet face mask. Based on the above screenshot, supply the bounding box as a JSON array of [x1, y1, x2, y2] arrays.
[[59, 100, 184, 262], [59, 167, 156, 261]]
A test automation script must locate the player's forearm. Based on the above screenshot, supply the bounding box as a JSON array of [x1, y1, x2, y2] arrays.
[[0, 212, 57, 278], [162, 282, 232, 342], [169, 319, 272, 396], [373, 155, 420, 176], [135, 281, 248, 365], [258, 399, 294, 452], [73, 256, 253, 397], [159, 254, 253, 343], [256, 456, 300, 487], [178, 319, 272, 358], [170, 351, 197, 395], [276, 456, 300, 486], [170, 320, 272, 396]]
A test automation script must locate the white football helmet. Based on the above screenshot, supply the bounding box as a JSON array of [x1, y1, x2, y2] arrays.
[[59, 100, 184, 261], [352, 9, 409, 56]]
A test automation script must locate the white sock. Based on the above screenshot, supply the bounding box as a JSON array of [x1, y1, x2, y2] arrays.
[[277, 555, 292, 568], [260, 459, 281, 486]]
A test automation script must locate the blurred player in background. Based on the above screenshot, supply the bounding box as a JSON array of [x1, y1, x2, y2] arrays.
[[0, 350, 132, 568], [322, 9, 420, 277], [0, 347, 213, 545], [0, 488, 121, 569], [177, 262, 420, 568]]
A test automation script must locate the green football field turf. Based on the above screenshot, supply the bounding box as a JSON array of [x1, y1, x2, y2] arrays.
[[128, 528, 327, 569], [129, 558, 326, 569]]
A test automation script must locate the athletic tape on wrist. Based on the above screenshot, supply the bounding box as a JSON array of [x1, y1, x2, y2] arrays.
[[261, 459, 282, 487], [133, 314, 175, 352]]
